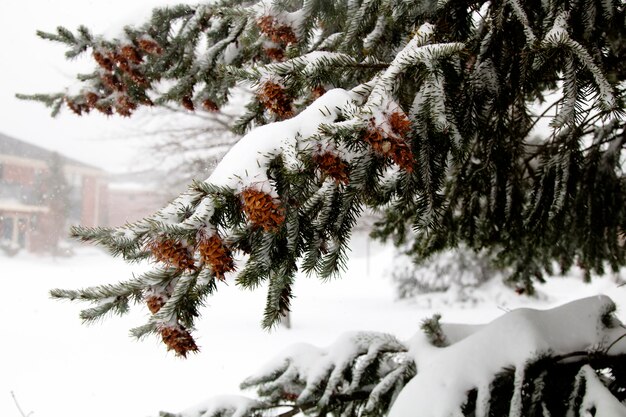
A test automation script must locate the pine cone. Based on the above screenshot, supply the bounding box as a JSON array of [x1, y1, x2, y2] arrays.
[[388, 111, 412, 136], [146, 294, 167, 314], [121, 45, 142, 64], [115, 95, 137, 117], [93, 50, 114, 71], [264, 47, 285, 61], [389, 141, 414, 173], [140, 96, 155, 106], [94, 102, 113, 115], [312, 85, 326, 99], [65, 98, 87, 116], [241, 188, 286, 231], [363, 113, 414, 173], [128, 69, 149, 87], [198, 234, 235, 279], [137, 38, 163, 55], [202, 99, 219, 112], [258, 81, 293, 119], [312, 151, 350, 184], [159, 324, 199, 357], [113, 54, 131, 73], [182, 96, 195, 111], [148, 238, 196, 271], [84, 92, 100, 108], [257, 16, 297, 45], [101, 73, 125, 92]]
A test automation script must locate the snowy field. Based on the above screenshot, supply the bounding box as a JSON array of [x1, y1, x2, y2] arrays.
[[2, 234, 625, 417]]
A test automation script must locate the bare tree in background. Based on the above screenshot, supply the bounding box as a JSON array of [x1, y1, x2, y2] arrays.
[[121, 94, 245, 198]]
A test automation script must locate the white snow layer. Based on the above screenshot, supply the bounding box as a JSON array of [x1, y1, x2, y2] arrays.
[[207, 88, 357, 191], [245, 342, 324, 384], [4, 242, 626, 417], [366, 22, 462, 110], [389, 295, 626, 417], [180, 395, 262, 417], [577, 365, 626, 417]]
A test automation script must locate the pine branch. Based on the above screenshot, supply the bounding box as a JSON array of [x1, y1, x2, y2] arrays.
[[29, 0, 626, 363]]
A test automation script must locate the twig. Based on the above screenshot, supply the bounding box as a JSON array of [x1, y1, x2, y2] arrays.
[[606, 332, 626, 354], [580, 130, 625, 154], [497, 305, 511, 313], [524, 97, 564, 138], [553, 350, 591, 363], [277, 406, 303, 417], [10, 391, 33, 417]]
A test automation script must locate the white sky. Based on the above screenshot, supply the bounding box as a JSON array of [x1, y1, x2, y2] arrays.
[[0, 0, 187, 172]]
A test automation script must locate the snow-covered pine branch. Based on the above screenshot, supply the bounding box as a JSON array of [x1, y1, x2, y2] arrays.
[[23, 0, 626, 414], [158, 296, 626, 417], [52, 80, 420, 351], [30, 0, 626, 373]]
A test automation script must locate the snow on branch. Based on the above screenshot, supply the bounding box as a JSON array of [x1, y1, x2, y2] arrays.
[[543, 11, 615, 110], [159, 296, 626, 417], [366, 23, 463, 108], [572, 365, 626, 417], [58, 86, 393, 353], [391, 295, 626, 417], [171, 395, 264, 417]]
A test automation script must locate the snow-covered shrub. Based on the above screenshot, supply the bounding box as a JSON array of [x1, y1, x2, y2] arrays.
[[391, 246, 498, 299], [0, 239, 20, 257]]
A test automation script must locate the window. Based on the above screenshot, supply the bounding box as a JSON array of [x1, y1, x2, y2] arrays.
[[1, 216, 14, 241], [68, 171, 83, 188]]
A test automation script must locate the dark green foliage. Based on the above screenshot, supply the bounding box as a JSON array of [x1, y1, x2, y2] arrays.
[[472, 354, 626, 417], [38, 152, 72, 254]]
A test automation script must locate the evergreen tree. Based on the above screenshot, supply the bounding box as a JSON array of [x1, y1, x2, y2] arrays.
[[19, 0, 626, 415], [391, 243, 497, 299], [38, 152, 71, 254]]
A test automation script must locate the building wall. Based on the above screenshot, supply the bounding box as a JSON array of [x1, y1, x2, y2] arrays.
[[81, 175, 100, 227], [0, 156, 107, 252], [3, 163, 37, 185], [106, 188, 166, 227], [0, 160, 42, 206], [0, 159, 40, 251], [30, 211, 56, 252], [98, 182, 110, 226]]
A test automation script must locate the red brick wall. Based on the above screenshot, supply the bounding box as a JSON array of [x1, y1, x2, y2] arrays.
[[30, 211, 56, 252], [81, 175, 100, 227], [2, 164, 37, 185], [107, 189, 166, 227], [98, 183, 109, 226]]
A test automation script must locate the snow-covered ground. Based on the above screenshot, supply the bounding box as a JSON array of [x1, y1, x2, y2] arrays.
[[1, 235, 625, 417]]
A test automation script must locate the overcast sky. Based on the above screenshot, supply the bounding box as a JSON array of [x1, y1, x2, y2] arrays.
[[0, 0, 187, 172]]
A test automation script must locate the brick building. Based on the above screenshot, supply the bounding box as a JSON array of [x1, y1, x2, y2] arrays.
[[0, 132, 108, 252], [106, 176, 168, 227]]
